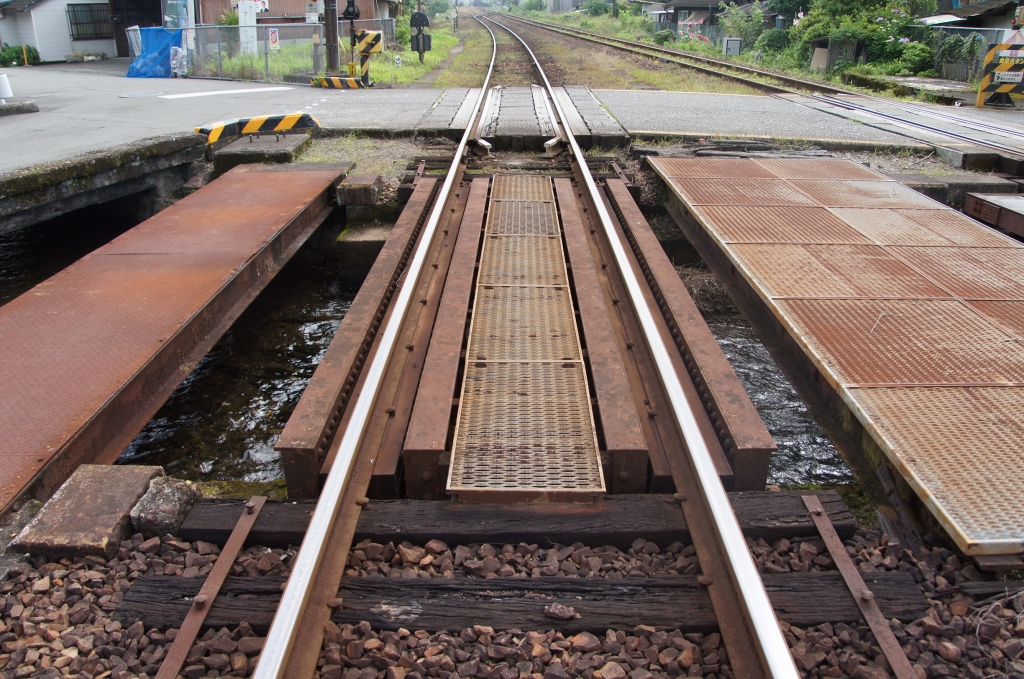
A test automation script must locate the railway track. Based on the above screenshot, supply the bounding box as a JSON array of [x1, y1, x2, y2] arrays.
[[496, 13, 1024, 160], [240, 13, 804, 679]]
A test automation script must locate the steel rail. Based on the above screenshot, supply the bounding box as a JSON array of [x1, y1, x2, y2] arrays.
[[252, 21, 499, 679], [481, 13, 799, 679], [500, 12, 1024, 159]]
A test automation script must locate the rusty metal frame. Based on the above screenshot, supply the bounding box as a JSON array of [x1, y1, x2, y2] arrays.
[[275, 178, 439, 498], [554, 177, 648, 494], [403, 177, 491, 500], [604, 178, 776, 491], [803, 495, 916, 679], [156, 496, 267, 679]]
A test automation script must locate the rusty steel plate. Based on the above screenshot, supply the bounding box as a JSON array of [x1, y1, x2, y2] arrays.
[[968, 300, 1024, 337], [753, 158, 886, 181], [667, 177, 817, 207], [888, 247, 1024, 300], [776, 298, 1024, 386], [731, 244, 950, 299], [0, 165, 340, 509], [448, 362, 604, 496], [650, 158, 778, 179], [491, 175, 553, 201], [789, 180, 941, 210], [478, 235, 567, 287], [850, 386, 1024, 552], [467, 286, 578, 362], [691, 205, 873, 244], [487, 200, 560, 236], [828, 208, 1015, 247]]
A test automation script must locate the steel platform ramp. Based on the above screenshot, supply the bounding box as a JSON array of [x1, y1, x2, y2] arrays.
[[0, 163, 348, 512], [649, 156, 1024, 556], [447, 175, 605, 502]]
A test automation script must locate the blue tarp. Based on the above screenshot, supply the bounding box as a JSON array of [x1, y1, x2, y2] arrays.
[[125, 28, 182, 78]]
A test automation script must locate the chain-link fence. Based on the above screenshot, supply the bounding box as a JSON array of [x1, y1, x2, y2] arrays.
[[187, 23, 325, 81]]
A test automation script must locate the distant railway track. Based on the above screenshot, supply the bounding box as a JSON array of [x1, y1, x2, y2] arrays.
[[497, 12, 1024, 159]]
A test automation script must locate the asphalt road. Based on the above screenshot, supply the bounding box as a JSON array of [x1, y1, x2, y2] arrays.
[[0, 62, 443, 173]]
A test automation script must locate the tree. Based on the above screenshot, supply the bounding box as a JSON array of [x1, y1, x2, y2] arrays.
[[766, 0, 808, 20], [719, 1, 766, 46]]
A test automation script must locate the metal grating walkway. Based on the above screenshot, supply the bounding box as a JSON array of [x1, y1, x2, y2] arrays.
[[650, 156, 1024, 555], [448, 175, 605, 502]]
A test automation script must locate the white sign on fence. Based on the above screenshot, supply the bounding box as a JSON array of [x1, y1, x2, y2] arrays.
[[268, 27, 280, 50], [238, 0, 258, 55]]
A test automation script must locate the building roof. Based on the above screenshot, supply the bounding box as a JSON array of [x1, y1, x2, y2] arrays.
[[662, 0, 718, 9], [948, 0, 1014, 18], [0, 0, 49, 12]]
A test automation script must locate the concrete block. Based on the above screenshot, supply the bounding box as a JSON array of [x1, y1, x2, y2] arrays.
[[213, 133, 311, 175], [336, 223, 392, 283], [11, 465, 163, 559], [888, 173, 1018, 209], [130, 476, 201, 537], [0, 101, 39, 117], [934, 145, 999, 171], [337, 174, 383, 206]]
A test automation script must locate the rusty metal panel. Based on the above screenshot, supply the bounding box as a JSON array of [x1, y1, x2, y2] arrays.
[[850, 386, 1024, 553], [691, 206, 872, 244], [492, 175, 553, 201], [967, 300, 1024, 337], [777, 298, 1024, 386], [1, 165, 345, 510], [653, 158, 778, 179], [828, 208, 1014, 247], [487, 200, 559, 235], [448, 362, 605, 500], [888, 246, 1024, 300], [730, 244, 950, 299], [468, 286, 578, 361], [753, 158, 885, 181], [477, 235, 566, 287], [668, 177, 817, 207], [789, 180, 941, 209], [449, 175, 604, 502]]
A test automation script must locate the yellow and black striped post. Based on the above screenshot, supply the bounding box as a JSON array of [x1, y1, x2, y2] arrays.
[[976, 43, 1024, 107], [312, 31, 382, 88], [311, 75, 365, 88], [196, 112, 320, 143]]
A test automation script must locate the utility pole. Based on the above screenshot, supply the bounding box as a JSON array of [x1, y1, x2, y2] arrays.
[[326, 0, 339, 71]]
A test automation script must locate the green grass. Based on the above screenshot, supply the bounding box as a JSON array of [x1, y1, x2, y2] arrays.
[[195, 41, 321, 81], [372, 22, 460, 85], [434, 19, 494, 87]]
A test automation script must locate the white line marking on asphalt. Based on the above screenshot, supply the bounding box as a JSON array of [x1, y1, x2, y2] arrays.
[[159, 87, 293, 99]]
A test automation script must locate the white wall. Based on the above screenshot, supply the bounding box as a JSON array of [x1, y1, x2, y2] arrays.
[[18, 0, 117, 61], [0, 13, 35, 54]]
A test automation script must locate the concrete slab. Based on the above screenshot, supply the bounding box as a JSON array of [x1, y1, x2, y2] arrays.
[[594, 90, 925, 149], [11, 465, 162, 559], [0, 101, 39, 117], [887, 173, 1018, 209], [337, 174, 383, 205], [213, 132, 310, 175], [336, 222, 392, 284]]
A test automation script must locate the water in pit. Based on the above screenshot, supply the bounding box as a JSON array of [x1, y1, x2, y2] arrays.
[[117, 258, 354, 482]]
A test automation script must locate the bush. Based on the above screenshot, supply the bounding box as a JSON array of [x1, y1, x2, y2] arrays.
[[217, 9, 238, 24], [936, 32, 981, 64], [395, 20, 410, 46], [522, 0, 545, 9], [719, 0, 766, 46], [427, 0, 448, 14], [581, 0, 610, 14], [899, 40, 933, 73], [653, 29, 674, 44], [0, 43, 40, 66], [754, 28, 790, 51]]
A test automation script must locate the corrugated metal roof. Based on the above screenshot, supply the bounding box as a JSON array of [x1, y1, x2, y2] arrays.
[[948, 0, 1014, 18], [0, 0, 49, 13]]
